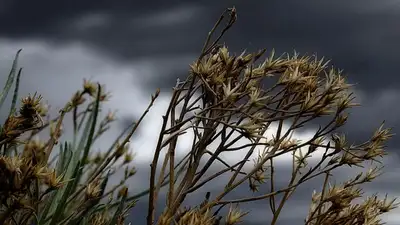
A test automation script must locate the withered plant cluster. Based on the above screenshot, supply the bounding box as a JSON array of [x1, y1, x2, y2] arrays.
[[0, 50, 144, 225], [0, 7, 396, 225], [145, 8, 397, 225]]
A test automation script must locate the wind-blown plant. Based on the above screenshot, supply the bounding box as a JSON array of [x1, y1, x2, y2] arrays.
[[0, 49, 145, 225], [0, 7, 396, 225]]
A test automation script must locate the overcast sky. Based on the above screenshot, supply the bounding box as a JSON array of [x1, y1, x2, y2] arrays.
[[1, 0, 400, 224]]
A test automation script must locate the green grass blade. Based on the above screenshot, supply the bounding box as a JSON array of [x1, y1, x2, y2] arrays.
[[56, 142, 65, 173], [70, 84, 101, 191], [44, 85, 102, 223], [107, 193, 127, 225], [95, 170, 111, 205], [48, 161, 82, 225], [56, 142, 72, 175], [0, 49, 22, 110], [38, 142, 73, 224], [37, 191, 57, 224], [81, 84, 101, 166], [43, 151, 81, 224], [65, 171, 110, 225], [8, 68, 22, 116]]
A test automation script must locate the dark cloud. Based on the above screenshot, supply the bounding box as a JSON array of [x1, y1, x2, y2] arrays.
[[0, 1, 208, 59], [5, 0, 395, 150], [2, 0, 400, 224], [2, 0, 400, 91]]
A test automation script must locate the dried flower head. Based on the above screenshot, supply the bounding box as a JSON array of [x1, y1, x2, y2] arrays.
[[20, 92, 43, 118], [118, 186, 129, 199], [226, 204, 248, 225], [83, 79, 98, 97], [86, 179, 102, 200]]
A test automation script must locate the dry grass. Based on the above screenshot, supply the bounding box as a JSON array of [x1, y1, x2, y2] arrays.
[[0, 7, 396, 225]]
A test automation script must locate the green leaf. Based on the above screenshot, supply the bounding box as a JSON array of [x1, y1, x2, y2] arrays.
[[48, 161, 82, 225], [65, 171, 111, 225], [0, 49, 22, 110], [107, 192, 128, 225], [94, 169, 111, 206], [37, 191, 57, 224], [70, 84, 101, 191], [43, 85, 103, 224], [56, 142, 73, 175], [38, 142, 73, 224], [82, 84, 101, 164], [8, 68, 22, 117]]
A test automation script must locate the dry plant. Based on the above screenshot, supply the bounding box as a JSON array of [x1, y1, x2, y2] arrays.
[[145, 7, 397, 225], [0, 6, 396, 225], [0, 50, 145, 224]]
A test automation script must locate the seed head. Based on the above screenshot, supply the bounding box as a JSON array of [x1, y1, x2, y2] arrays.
[[226, 204, 248, 225], [118, 186, 128, 199], [71, 91, 86, 106], [20, 92, 43, 119], [83, 79, 97, 97], [86, 179, 102, 200], [123, 152, 134, 164]]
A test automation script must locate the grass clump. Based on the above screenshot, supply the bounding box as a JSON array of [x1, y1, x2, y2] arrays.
[[0, 7, 397, 225]]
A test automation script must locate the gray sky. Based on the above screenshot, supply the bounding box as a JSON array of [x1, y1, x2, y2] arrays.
[[1, 0, 400, 224]]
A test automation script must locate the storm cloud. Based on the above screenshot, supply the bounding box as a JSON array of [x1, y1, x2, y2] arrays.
[[1, 0, 400, 224]]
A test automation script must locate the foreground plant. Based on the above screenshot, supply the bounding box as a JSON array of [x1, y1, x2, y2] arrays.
[[145, 7, 397, 225], [0, 50, 155, 224], [0, 7, 396, 225]]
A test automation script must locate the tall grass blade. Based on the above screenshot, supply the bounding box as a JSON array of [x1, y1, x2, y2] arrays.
[[8, 68, 22, 116], [0, 49, 21, 110], [48, 161, 82, 225]]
